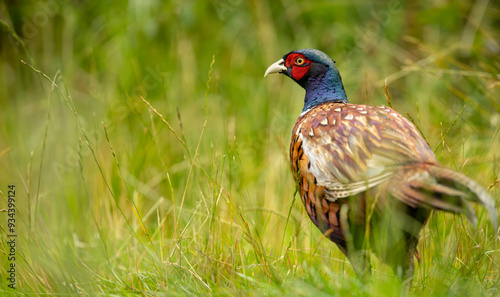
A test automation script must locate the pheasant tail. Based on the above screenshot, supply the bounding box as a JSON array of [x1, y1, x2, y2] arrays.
[[393, 164, 498, 229]]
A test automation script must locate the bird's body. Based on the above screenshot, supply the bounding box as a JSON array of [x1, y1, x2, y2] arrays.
[[265, 49, 497, 284]]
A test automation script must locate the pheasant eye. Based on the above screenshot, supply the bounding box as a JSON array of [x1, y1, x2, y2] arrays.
[[296, 57, 305, 65]]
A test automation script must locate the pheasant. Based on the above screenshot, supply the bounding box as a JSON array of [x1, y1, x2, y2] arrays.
[[264, 48, 498, 284]]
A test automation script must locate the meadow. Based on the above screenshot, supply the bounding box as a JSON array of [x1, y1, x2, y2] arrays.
[[0, 1, 499, 296]]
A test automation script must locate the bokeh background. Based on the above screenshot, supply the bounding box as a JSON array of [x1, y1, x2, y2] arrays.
[[1, 0, 499, 296]]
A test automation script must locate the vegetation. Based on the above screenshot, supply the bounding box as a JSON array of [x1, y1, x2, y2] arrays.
[[0, 1, 499, 296]]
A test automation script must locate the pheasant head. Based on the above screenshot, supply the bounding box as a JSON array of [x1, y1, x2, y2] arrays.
[[265, 49, 348, 111]]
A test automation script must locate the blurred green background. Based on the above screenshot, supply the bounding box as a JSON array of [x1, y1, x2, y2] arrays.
[[0, 0, 499, 296]]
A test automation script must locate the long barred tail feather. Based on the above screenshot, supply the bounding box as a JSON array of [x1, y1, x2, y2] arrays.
[[393, 164, 498, 229], [427, 165, 498, 229]]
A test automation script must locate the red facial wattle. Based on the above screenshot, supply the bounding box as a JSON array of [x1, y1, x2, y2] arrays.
[[285, 53, 311, 81]]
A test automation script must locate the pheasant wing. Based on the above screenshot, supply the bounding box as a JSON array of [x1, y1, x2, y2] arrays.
[[294, 103, 436, 201]]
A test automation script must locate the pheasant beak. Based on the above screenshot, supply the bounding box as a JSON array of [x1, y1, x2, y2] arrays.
[[264, 58, 287, 77]]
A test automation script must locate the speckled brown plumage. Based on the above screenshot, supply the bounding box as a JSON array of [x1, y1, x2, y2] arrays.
[[289, 102, 439, 278]]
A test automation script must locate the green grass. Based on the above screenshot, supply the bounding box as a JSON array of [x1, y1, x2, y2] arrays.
[[0, 1, 499, 296]]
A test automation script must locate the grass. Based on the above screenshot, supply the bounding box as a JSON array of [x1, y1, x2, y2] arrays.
[[0, 0, 499, 296]]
